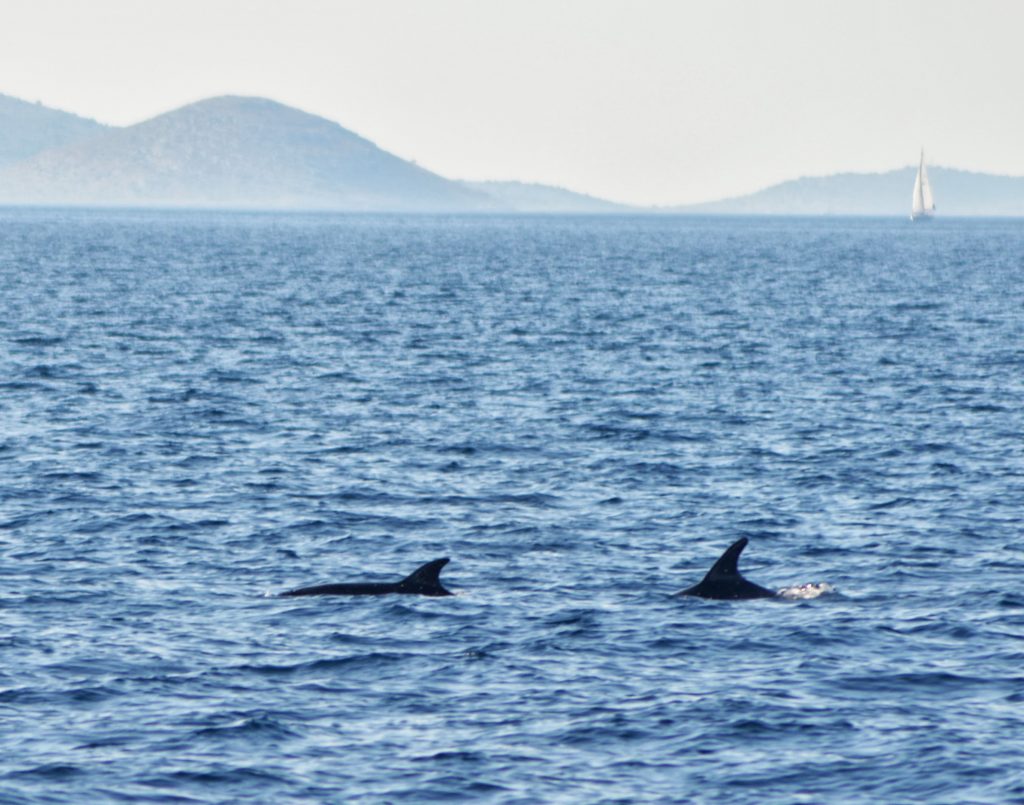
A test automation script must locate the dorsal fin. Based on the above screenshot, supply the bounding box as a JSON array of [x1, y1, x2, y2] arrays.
[[679, 538, 776, 600], [397, 558, 452, 596], [705, 537, 748, 579]]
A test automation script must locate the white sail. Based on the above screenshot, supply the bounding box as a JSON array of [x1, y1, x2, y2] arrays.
[[911, 149, 935, 220], [919, 161, 934, 210]]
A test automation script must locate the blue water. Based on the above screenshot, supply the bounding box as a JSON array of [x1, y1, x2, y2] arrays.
[[2, 209, 1024, 803]]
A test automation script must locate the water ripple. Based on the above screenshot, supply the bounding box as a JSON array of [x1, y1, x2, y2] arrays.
[[1, 211, 1023, 802]]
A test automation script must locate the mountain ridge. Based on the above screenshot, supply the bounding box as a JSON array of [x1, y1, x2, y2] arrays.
[[1, 92, 1021, 215], [0, 95, 498, 211], [0, 92, 107, 168], [461, 180, 635, 213], [673, 165, 1024, 217]]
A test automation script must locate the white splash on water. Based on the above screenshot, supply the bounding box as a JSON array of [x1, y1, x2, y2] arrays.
[[777, 583, 836, 600]]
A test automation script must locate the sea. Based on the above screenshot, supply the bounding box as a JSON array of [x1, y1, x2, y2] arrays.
[[1, 209, 1023, 804]]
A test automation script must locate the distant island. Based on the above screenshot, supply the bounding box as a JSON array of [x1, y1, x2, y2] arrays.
[[1, 92, 1022, 215], [671, 167, 1024, 217]]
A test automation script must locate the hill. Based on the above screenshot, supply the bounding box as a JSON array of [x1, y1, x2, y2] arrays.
[[0, 96, 498, 212], [2, 93, 1021, 215], [462, 180, 633, 213], [676, 167, 1024, 217], [0, 93, 106, 168]]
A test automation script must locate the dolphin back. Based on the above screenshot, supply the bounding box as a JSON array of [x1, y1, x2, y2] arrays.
[[281, 558, 453, 597]]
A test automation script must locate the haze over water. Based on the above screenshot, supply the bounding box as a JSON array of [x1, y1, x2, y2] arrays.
[[2, 210, 1024, 802]]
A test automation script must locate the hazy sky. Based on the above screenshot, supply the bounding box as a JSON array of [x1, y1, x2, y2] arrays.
[[2, 0, 1021, 205]]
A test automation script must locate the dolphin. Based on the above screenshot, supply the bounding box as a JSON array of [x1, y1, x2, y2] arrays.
[[281, 558, 453, 597], [677, 538, 778, 600]]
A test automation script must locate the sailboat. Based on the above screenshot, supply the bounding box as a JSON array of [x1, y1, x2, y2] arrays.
[[910, 148, 936, 221]]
